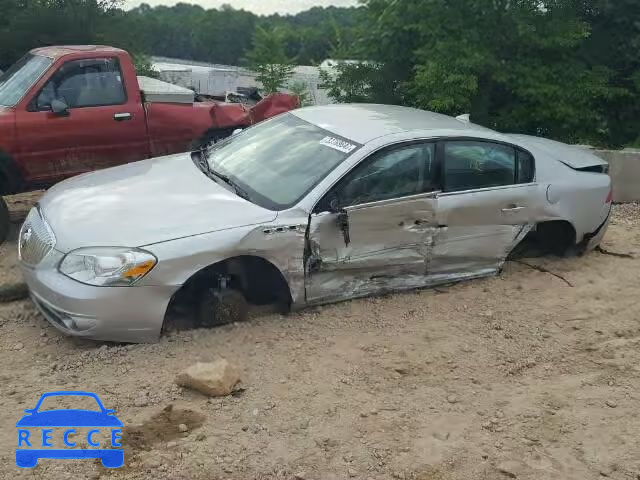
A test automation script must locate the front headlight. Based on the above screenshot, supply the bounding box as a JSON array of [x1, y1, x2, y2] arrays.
[[59, 247, 157, 286]]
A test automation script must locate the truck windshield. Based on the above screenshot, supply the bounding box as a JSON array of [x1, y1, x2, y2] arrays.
[[0, 54, 53, 107], [205, 114, 360, 210]]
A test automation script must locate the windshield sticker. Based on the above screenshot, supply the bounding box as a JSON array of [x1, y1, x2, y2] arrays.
[[319, 136, 357, 154]]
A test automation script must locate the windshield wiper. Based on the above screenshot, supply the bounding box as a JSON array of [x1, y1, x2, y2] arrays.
[[192, 152, 250, 201], [210, 169, 251, 201]]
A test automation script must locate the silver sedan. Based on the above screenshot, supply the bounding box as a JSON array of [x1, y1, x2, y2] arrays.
[[19, 104, 612, 342]]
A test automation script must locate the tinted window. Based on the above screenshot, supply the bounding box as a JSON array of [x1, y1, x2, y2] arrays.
[[336, 143, 436, 207], [35, 57, 126, 110], [517, 150, 535, 183], [443, 141, 516, 192]]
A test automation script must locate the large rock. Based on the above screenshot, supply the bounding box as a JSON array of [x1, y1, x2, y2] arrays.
[[175, 360, 241, 397]]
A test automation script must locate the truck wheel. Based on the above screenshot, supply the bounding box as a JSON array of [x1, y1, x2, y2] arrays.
[[0, 153, 24, 194], [0, 196, 9, 245], [197, 287, 248, 328]]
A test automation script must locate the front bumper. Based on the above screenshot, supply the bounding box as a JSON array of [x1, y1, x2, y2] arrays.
[[21, 252, 179, 343]]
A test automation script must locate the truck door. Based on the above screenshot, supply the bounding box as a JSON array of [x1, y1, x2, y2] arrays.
[[14, 56, 149, 183]]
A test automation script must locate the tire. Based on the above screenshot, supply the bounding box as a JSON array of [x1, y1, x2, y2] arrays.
[[0, 153, 24, 194], [0, 196, 9, 246], [197, 287, 248, 328]]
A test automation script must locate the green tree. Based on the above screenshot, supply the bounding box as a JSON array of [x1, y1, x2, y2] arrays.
[[246, 26, 295, 94], [326, 0, 640, 147], [131, 53, 158, 78], [288, 80, 312, 106]]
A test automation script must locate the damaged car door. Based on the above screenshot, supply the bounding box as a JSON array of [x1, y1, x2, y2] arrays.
[[429, 139, 539, 279], [305, 142, 440, 304]]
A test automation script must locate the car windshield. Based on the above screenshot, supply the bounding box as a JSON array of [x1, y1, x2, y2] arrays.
[[0, 53, 53, 107], [205, 113, 359, 210]]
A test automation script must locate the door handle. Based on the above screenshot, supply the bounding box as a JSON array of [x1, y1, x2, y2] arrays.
[[501, 206, 526, 213], [113, 113, 132, 121]]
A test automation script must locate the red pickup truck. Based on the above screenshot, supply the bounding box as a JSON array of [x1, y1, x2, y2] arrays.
[[0, 45, 298, 243]]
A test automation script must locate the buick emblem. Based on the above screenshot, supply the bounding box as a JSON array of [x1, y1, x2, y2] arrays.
[[21, 227, 32, 249]]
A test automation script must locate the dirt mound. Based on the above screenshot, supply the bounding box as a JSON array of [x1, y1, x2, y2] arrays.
[[123, 404, 205, 451]]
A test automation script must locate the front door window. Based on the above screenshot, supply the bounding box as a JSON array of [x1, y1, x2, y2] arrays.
[[33, 57, 126, 111]]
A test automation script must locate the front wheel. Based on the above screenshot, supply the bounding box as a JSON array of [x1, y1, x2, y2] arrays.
[[197, 287, 248, 328], [0, 196, 9, 246]]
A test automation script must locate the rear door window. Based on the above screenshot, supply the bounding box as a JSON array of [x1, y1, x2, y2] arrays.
[[443, 141, 517, 192]]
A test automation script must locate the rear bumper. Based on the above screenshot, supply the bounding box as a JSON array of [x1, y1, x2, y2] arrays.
[[583, 206, 611, 252], [21, 255, 178, 343]]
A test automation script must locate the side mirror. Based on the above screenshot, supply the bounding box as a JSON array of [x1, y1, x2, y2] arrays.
[[231, 128, 243, 136], [51, 98, 69, 117]]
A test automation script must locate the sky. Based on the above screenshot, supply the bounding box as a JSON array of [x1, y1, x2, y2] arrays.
[[125, 0, 359, 15]]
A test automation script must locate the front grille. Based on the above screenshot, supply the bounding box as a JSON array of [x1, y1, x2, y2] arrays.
[[19, 207, 56, 267]]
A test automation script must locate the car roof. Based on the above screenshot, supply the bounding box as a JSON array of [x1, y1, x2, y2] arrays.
[[291, 104, 497, 144], [30, 45, 126, 60]]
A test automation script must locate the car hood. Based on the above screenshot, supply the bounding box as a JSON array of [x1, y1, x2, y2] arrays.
[[40, 153, 277, 252], [16, 410, 123, 427]]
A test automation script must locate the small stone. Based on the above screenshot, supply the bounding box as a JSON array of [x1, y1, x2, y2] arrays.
[[13, 342, 24, 351], [447, 394, 459, 404], [360, 412, 369, 418], [195, 433, 206, 441], [605, 400, 617, 408], [175, 359, 241, 397], [348, 468, 357, 477], [177, 423, 188, 433], [294, 472, 307, 480], [166, 441, 178, 448], [252, 408, 259, 416], [370, 409, 378, 416], [433, 431, 450, 441]]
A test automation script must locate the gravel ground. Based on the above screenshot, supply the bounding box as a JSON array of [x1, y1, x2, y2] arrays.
[[0, 201, 638, 480]]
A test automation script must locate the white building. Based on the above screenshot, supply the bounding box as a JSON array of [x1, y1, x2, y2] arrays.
[[151, 56, 335, 105]]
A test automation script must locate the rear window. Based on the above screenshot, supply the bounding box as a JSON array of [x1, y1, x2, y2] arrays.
[[517, 150, 535, 183]]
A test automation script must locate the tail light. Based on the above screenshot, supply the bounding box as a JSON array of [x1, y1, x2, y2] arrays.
[[605, 188, 613, 204]]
